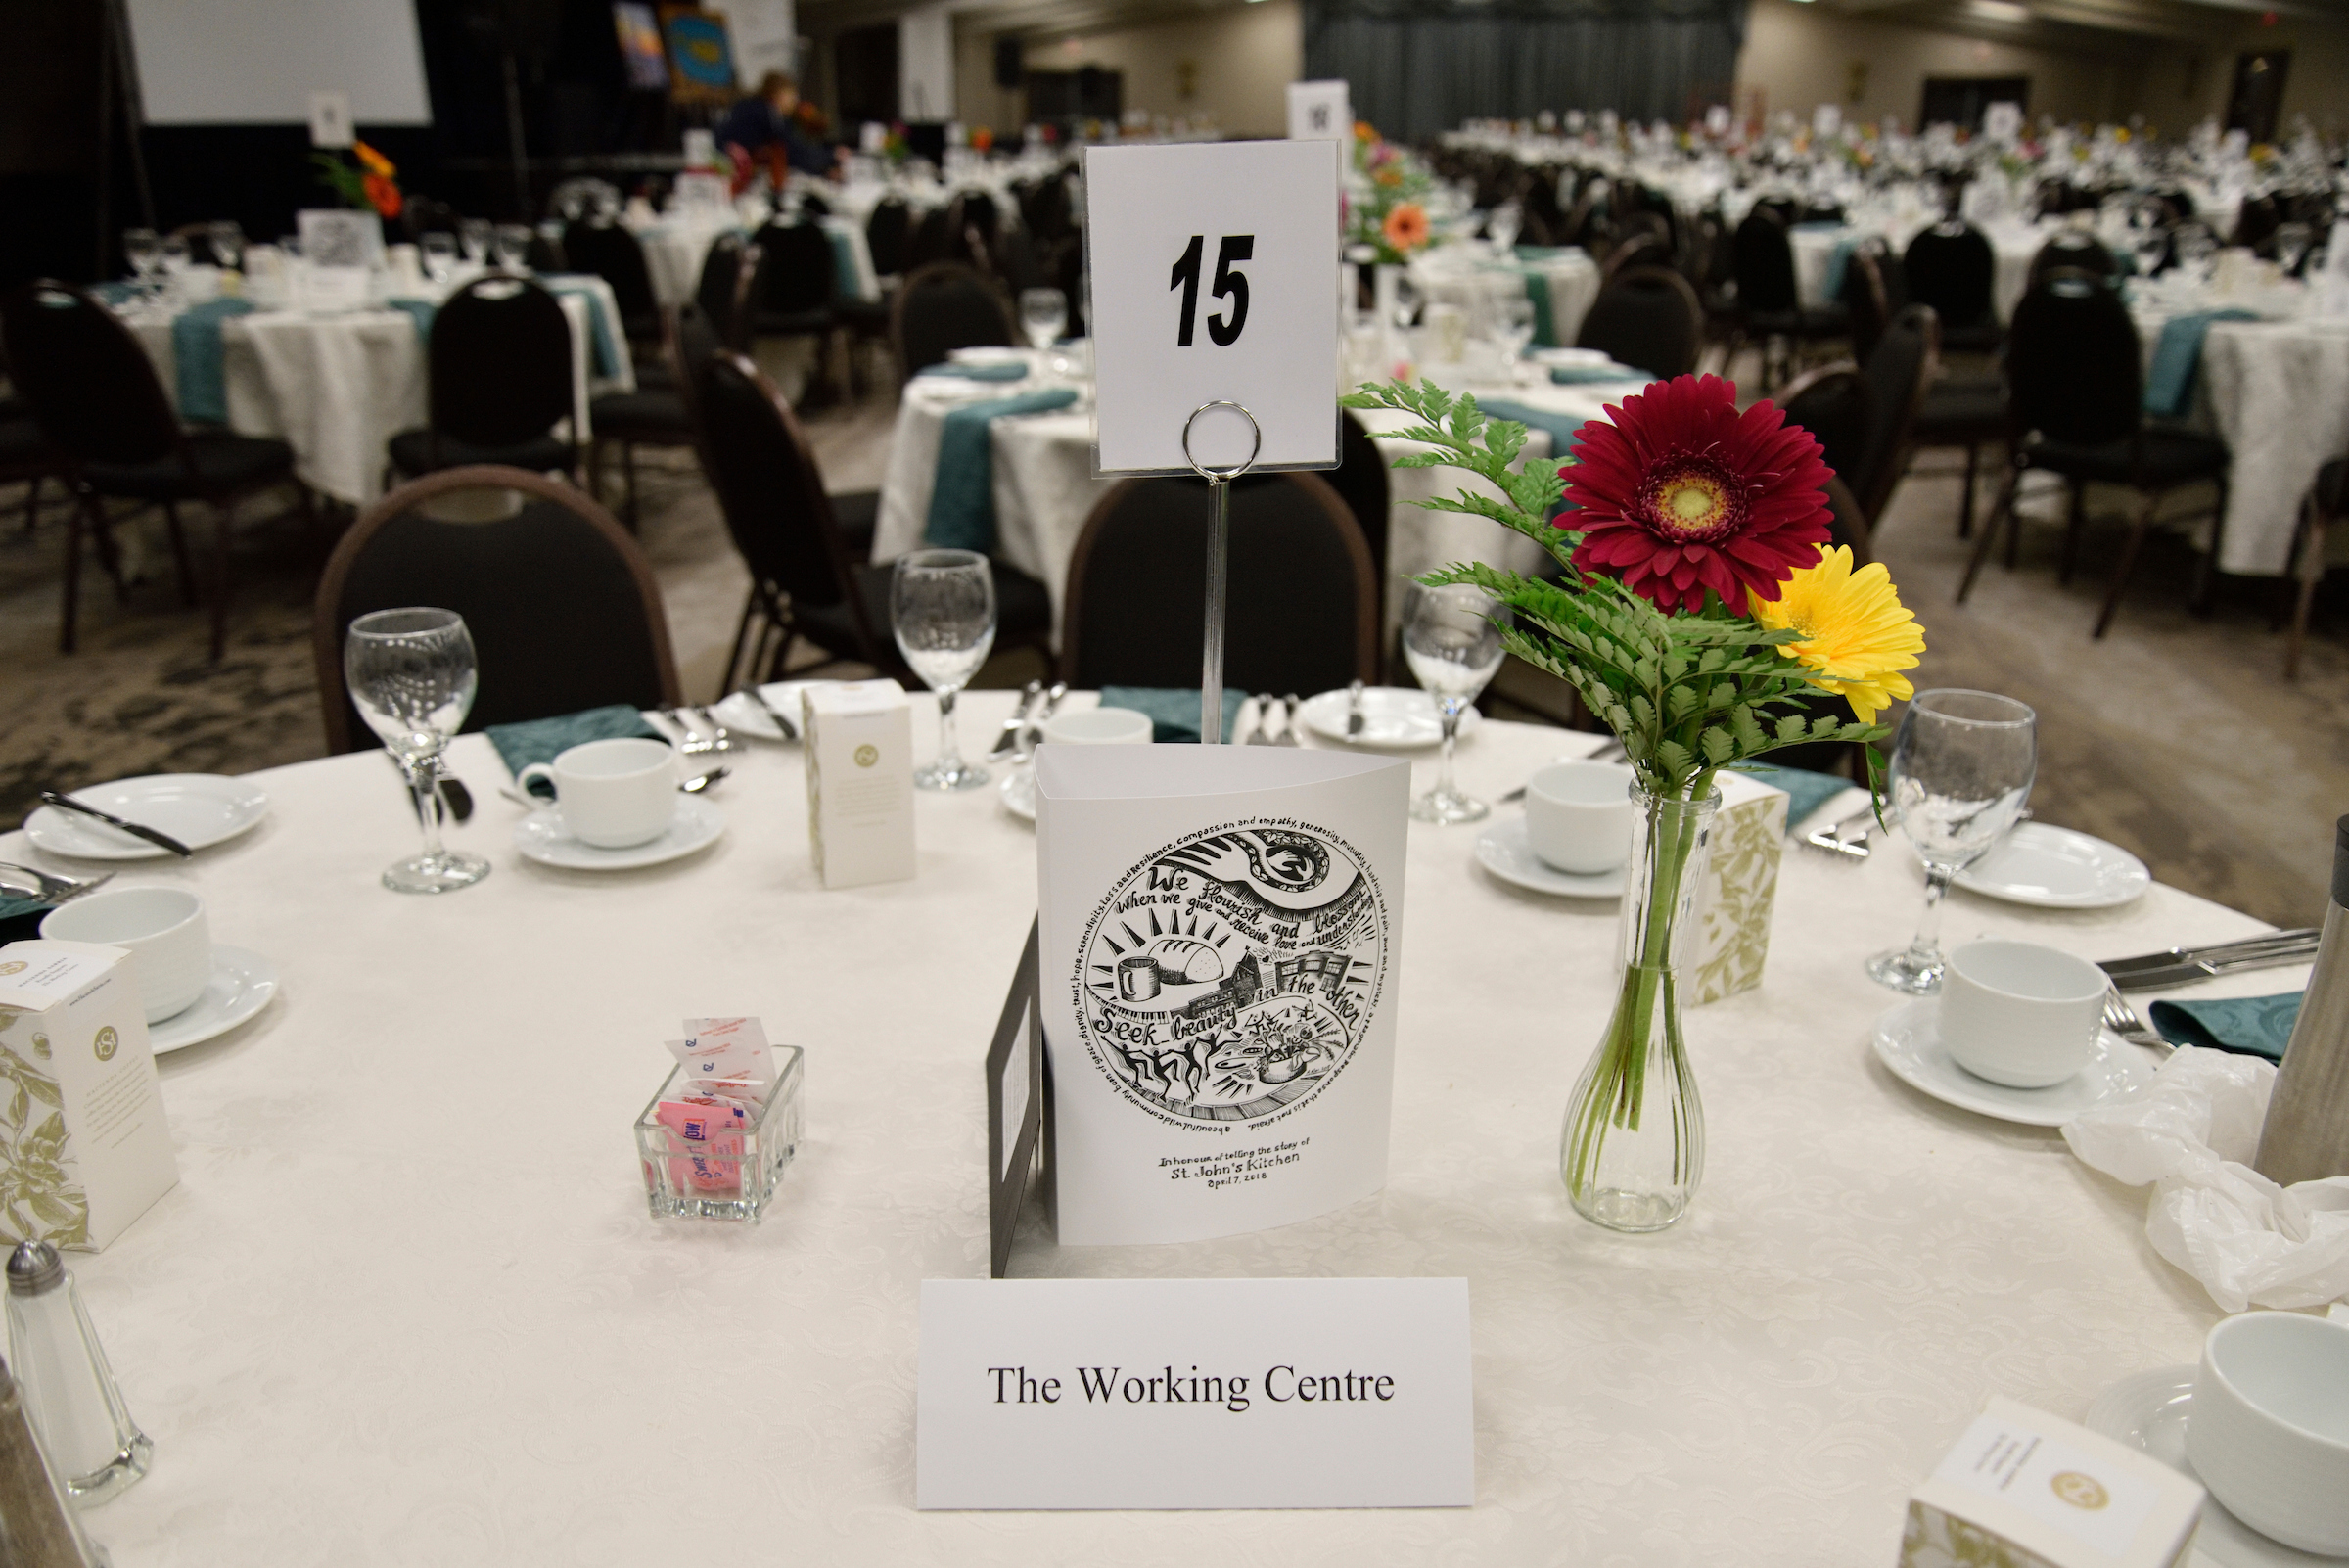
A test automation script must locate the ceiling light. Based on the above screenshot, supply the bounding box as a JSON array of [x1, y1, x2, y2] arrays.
[[1969, 0, 2028, 19]]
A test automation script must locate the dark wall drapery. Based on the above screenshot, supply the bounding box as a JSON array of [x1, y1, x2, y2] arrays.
[[1304, 0, 1748, 146]]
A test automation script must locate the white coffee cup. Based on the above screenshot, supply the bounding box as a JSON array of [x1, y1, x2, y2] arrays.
[[1042, 708, 1154, 746], [1523, 761, 1635, 874], [517, 736, 677, 849], [2187, 1311, 2349, 1555], [1937, 940, 2104, 1087], [40, 887, 211, 1023]]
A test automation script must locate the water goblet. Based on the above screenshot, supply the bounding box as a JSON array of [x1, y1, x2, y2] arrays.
[[1403, 580, 1509, 824], [892, 549, 997, 791], [159, 234, 191, 280], [1019, 287, 1068, 354], [1486, 200, 1522, 255], [1492, 295, 1537, 381], [207, 220, 246, 272], [122, 228, 161, 301], [457, 217, 490, 265], [420, 232, 459, 284], [2276, 221, 2314, 277], [492, 224, 532, 271], [345, 607, 492, 895], [2176, 225, 2219, 286], [1865, 689, 2037, 993]]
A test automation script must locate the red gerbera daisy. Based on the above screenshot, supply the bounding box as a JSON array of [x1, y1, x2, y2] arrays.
[[1560, 374, 1834, 614]]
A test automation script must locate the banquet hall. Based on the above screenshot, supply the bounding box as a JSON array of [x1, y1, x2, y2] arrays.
[[2, 0, 2349, 1561]]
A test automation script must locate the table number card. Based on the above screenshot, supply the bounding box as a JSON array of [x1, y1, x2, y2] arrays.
[[1287, 80, 1351, 142], [918, 1277, 1473, 1510], [1035, 745, 1407, 1245], [1083, 140, 1342, 477]]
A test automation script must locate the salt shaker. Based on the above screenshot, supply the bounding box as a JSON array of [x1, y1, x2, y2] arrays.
[[0, 1352, 108, 1566], [3, 1244, 149, 1505]]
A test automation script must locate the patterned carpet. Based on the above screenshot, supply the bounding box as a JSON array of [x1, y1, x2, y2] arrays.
[[3, 397, 2346, 929]]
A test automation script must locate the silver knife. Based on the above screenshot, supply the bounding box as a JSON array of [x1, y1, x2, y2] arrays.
[[2109, 946, 2322, 993], [1344, 679, 1365, 740], [987, 680, 1045, 761], [1025, 682, 1071, 754], [2099, 930, 2322, 976], [740, 685, 801, 741], [38, 790, 194, 857]]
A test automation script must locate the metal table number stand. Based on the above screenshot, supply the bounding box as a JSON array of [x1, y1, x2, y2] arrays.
[[1180, 399, 1264, 746]]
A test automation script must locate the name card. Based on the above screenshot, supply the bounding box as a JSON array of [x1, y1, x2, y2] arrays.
[[917, 1277, 1472, 1510], [1083, 140, 1341, 477]]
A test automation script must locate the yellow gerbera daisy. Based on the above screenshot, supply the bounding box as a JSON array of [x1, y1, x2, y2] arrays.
[[1747, 544, 1924, 725]]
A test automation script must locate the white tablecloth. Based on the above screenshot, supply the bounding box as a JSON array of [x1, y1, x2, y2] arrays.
[[22, 692, 2289, 1565], [1409, 248, 1600, 348], [2199, 318, 2349, 576], [634, 216, 881, 309], [126, 277, 634, 505]]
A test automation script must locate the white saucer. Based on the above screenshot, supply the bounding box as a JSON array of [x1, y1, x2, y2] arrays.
[[1955, 822, 2150, 908], [1000, 767, 1036, 822], [24, 775, 270, 860], [150, 946, 278, 1054], [707, 680, 833, 742], [1474, 817, 1626, 898], [515, 796, 725, 870], [1870, 998, 2153, 1127], [2085, 1367, 2332, 1568], [1298, 687, 1483, 749]]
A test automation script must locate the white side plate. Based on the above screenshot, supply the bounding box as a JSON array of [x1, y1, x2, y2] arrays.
[[707, 681, 836, 742], [2084, 1367, 2330, 1568], [1954, 821, 2150, 908], [151, 946, 279, 1054], [1870, 997, 2153, 1127], [24, 775, 270, 861], [515, 796, 725, 871], [1298, 687, 1482, 749]]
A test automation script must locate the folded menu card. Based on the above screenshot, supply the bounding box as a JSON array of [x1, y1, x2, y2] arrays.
[[1035, 745, 1408, 1245]]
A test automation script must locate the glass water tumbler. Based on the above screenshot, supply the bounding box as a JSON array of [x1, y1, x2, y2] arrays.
[[5, 1242, 151, 1504]]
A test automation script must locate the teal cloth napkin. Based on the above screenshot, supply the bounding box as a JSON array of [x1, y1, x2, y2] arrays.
[[1549, 363, 1647, 385], [2144, 308, 2258, 419], [0, 896, 51, 945], [1820, 237, 1859, 303], [825, 228, 861, 302], [1522, 273, 1557, 348], [2148, 992, 2302, 1062], [540, 275, 623, 378], [486, 705, 664, 798], [1481, 398, 1593, 458], [922, 388, 1080, 552], [170, 297, 258, 424], [385, 297, 438, 343], [94, 281, 139, 308], [1727, 761, 1860, 833], [1098, 687, 1248, 745], [918, 360, 1030, 382]]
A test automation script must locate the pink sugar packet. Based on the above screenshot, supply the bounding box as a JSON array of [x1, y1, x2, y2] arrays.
[[655, 1095, 748, 1193]]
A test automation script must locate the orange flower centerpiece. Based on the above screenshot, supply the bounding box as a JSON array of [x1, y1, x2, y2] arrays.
[[312, 139, 404, 220], [1342, 372, 1923, 1234], [1348, 120, 1439, 263]]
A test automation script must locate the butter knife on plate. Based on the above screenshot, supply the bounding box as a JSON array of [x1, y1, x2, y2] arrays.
[[37, 790, 194, 858]]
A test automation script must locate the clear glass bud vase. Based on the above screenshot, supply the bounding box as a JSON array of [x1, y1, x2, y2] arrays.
[[1560, 784, 1718, 1233]]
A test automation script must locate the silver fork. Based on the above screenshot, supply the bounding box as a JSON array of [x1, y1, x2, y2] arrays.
[[692, 707, 734, 753], [0, 862, 114, 903], [1801, 807, 1877, 860], [2102, 989, 2175, 1054], [661, 708, 731, 755]]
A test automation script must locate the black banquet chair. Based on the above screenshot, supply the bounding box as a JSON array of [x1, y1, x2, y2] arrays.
[[694, 351, 1050, 693], [893, 262, 1016, 378], [696, 232, 765, 353], [1958, 274, 2232, 637], [1576, 265, 1705, 381], [1727, 208, 1849, 391], [1059, 473, 1376, 696], [1776, 303, 1938, 528], [561, 221, 662, 350], [1, 279, 309, 660], [387, 276, 578, 484], [1903, 222, 2003, 355], [311, 465, 682, 754]]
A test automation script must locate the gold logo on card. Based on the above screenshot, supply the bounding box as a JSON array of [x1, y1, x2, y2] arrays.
[[0, 962, 23, 976], [2050, 1472, 2108, 1510], [853, 744, 878, 767], [93, 1025, 118, 1062]]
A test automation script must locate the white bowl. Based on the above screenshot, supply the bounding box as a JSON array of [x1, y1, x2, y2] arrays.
[[2188, 1311, 2349, 1555], [41, 886, 211, 1023]]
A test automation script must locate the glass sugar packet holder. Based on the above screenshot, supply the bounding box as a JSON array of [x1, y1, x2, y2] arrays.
[[634, 1047, 804, 1222]]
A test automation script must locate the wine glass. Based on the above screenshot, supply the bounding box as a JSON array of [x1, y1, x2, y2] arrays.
[[1019, 287, 1067, 353], [122, 228, 161, 301], [2175, 225, 2219, 287], [892, 549, 997, 791], [1403, 580, 1509, 823], [459, 218, 492, 265], [1865, 689, 2037, 994], [2276, 221, 2314, 277], [1486, 200, 1522, 255], [492, 224, 532, 271], [1491, 295, 1537, 381], [421, 231, 458, 284], [345, 608, 491, 895], [207, 220, 246, 271], [159, 233, 191, 278]]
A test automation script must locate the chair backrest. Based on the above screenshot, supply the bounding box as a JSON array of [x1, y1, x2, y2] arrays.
[[1779, 366, 1865, 494], [310, 465, 682, 754], [1731, 209, 1800, 314], [524, 232, 567, 273], [0, 281, 183, 468], [1824, 473, 1871, 567], [893, 262, 1014, 376], [692, 233, 764, 351], [2006, 273, 2142, 448], [562, 221, 660, 336], [1600, 228, 1669, 282], [1326, 410, 1391, 587], [1902, 223, 1996, 331], [1060, 472, 1376, 693], [1843, 241, 1893, 363], [1849, 303, 1936, 521], [692, 351, 877, 650], [756, 222, 837, 314], [906, 207, 953, 272], [428, 275, 575, 450], [866, 198, 911, 277], [1576, 264, 1703, 379], [2026, 231, 2121, 292]]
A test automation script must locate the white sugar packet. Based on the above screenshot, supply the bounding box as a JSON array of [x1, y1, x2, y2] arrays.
[[2063, 1045, 2349, 1312], [667, 1017, 776, 1102]]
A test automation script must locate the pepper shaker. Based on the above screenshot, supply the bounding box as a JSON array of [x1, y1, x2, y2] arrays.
[[3, 1243, 149, 1505]]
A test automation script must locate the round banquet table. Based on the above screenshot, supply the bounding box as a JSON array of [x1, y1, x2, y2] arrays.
[[13, 691, 2294, 1566]]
